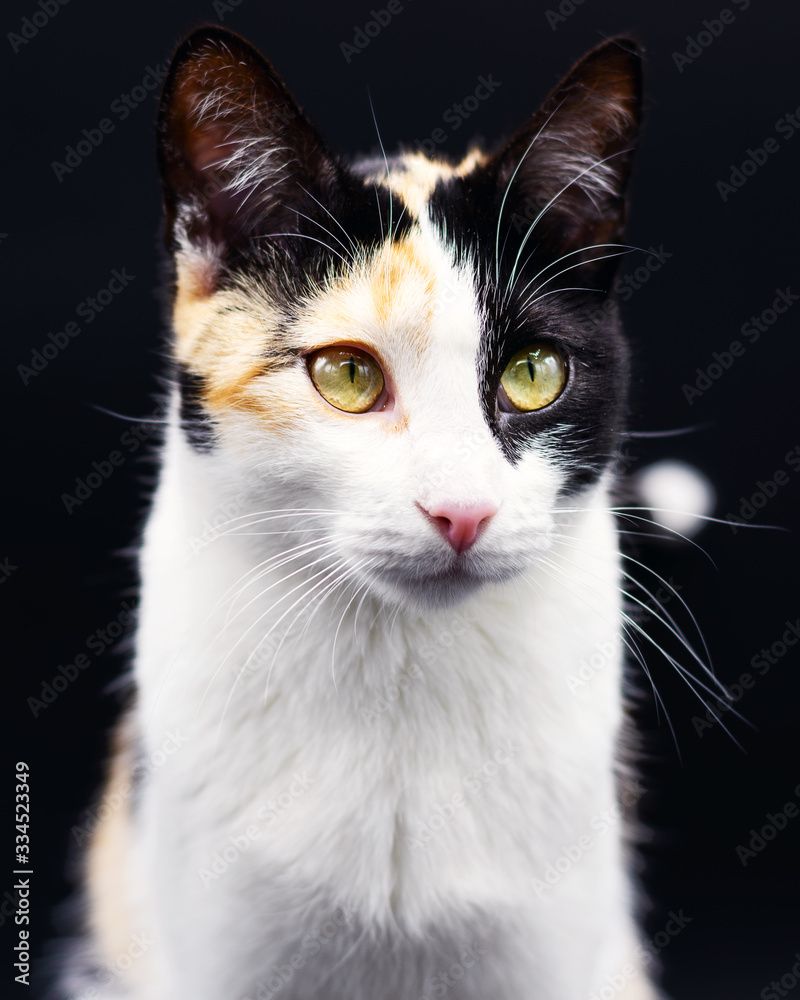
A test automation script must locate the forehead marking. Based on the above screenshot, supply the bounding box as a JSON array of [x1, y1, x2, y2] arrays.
[[297, 231, 441, 360], [364, 149, 488, 219], [368, 236, 437, 328]]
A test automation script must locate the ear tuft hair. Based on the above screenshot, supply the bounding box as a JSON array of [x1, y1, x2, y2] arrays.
[[493, 37, 643, 254], [157, 26, 338, 259]]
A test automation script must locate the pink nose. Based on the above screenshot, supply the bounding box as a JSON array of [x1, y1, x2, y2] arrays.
[[420, 502, 498, 554]]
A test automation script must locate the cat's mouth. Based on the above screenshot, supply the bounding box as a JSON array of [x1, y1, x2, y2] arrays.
[[367, 547, 523, 606]]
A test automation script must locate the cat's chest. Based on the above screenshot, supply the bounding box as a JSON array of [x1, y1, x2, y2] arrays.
[[147, 574, 623, 927]]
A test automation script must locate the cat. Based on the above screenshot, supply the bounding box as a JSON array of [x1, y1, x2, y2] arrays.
[[57, 24, 670, 1000]]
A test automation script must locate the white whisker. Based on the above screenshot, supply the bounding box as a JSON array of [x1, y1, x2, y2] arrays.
[[505, 147, 634, 297], [494, 101, 565, 283]]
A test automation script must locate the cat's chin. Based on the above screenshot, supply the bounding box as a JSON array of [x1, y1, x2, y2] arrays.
[[366, 559, 522, 610]]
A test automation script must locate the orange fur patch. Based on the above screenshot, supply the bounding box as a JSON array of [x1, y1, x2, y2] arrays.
[[172, 252, 305, 430], [86, 713, 136, 964], [169, 153, 476, 434]]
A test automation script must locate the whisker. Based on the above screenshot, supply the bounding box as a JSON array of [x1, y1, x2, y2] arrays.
[[214, 558, 350, 741], [351, 581, 376, 654], [523, 558, 678, 754], [215, 560, 352, 744], [297, 183, 360, 258], [330, 570, 375, 695], [520, 286, 601, 309], [392, 203, 408, 243], [535, 556, 682, 756], [516, 251, 630, 311], [288, 206, 356, 262], [259, 559, 368, 706], [494, 101, 565, 283], [197, 551, 342, 719], [214, 538, 339, 620], [517, 241, 641, 293], [538, 552, 746, 750], [253, 231, 350, 265], [368, 91, 394, 247], [549, 530, 714, 679], [555, 505, 720, 564], [373, 184, 384, 242], [204, 507, 340, 534], [505, 147, 634, 297]]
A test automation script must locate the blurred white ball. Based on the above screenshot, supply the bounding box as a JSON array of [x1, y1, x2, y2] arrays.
[[635, 459, 716, 537]]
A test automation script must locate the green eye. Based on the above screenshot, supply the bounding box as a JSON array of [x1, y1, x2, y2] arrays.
[[308, 346, 385, 413], [499, 343, 566, 412]]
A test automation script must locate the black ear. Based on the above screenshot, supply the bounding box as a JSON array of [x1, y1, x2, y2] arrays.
[[157, 26, 340, 259], [494, 38, 642, 256]]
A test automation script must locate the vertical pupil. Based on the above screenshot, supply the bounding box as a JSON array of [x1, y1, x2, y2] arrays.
[[348, 356, 356, 383], [526, 356, 535, 382]]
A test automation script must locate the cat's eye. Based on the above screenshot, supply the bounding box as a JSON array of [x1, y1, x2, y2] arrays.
[[499, 343, 566, 412], [308, 346, 385, 413]]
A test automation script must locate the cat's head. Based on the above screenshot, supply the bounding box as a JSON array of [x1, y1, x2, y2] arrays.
[[156, 27, 641, 607]]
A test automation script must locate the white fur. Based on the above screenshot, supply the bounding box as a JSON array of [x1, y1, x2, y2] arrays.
[[75, 219, 664, 1000]]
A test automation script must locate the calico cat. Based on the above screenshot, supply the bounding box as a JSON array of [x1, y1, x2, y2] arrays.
[[60, 25, 668, 1000]]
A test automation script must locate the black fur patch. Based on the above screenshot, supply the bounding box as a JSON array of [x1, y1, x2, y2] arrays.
[[221, 172, 412, 313], [176, 364, 216, 452], [428, 171, 629, 496]]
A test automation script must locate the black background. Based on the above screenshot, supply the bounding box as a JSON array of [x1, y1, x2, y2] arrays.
[[3, 0, 799, 996]]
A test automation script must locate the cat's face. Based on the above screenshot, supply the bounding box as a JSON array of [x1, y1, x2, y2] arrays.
[[158, 29, 641, 606]]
